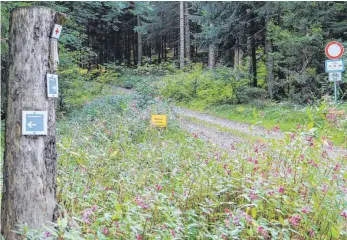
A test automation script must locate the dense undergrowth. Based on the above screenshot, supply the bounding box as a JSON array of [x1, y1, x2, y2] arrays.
[[11, 68, 347, 239], [159, 64, 347, 146]]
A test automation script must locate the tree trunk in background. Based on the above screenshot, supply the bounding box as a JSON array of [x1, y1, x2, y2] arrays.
[[208, 24, 215, 69], [265, 17, 274, 99], [251, 45, 257, 87], [164, 35, 167, 62], [179, 1, 185, 69], [137, 15, 142, 66], [208, 43, 216, 69], [126, 31, 131, 66], [1, 7, 63, 239], [184, 1, 190, 62], [234, 39, 243, 70], [149, 42, 152, 63], [157, 40, 161, 64], [133, 27, 136, 65]]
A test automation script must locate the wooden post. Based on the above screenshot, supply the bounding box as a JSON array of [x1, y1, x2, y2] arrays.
[[1, 7, 66, 239]]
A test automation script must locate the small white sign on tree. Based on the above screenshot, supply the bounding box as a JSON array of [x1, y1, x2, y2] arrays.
[[51, 24, 62, 39]]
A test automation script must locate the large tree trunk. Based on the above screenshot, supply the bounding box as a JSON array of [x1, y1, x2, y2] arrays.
[[208, 24, 215, 69], [1, 7, 63, 239], [265, 17, 274, 99], [208, 44, 215, 69], [179, 1, 185, 69], [137, 15, 142, 66], [234, 39, 243, 70], [184, 1, 190, 62]]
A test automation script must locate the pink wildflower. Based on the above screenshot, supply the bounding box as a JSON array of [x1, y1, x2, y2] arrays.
[[135, 196, 149, 209], [224, 208, 232, 217], [91, 205, 98, 211], [136, 234, 142, 240], [254, 146, 259, 153], [290, 133, 295, 140], [273, 125, 280, 132], [334, 164, 341, 172], [82, 208, 93, 224], [309, 229, 315, 237], [103, 228, 109, 235], [301, 206, 311, 214], [249, 192, 258, 200], [170, 229, 176, 237], [340, 211, 347, 220], [278, 186, 284, 194], [233, 216, 240, 225], [156, 184, 163, 191], [244, 213, 252, 223], [322, 185, 329, 193], [257, 226, 268, 238], [43, 232, 52, 239], [289, 215, 301, 227]]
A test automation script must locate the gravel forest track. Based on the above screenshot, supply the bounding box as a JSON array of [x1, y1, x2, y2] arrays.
[[116, 87, 346, 158], [172, 106, 346, 159]]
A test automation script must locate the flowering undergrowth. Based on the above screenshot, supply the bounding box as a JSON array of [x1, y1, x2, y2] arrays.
[[17, 91, 347, 239]]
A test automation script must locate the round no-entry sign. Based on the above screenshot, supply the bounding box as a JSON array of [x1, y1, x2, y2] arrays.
[[325, 41, 344, 59]]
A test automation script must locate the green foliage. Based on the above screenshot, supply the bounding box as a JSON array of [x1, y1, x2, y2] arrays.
[[161, 64, 267, 108], [132, 62, 177, 76], [10, 84, 346, 239], [204, 99, 347, 146], [58, 65, 118, 114]]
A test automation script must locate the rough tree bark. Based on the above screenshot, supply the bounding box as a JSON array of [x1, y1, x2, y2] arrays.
[[184, 1, 190, 62], [1, 7, 65, 239], [137, 15, 142, 66], [179, 1, 185, 69], [208, 24, 215, 69]]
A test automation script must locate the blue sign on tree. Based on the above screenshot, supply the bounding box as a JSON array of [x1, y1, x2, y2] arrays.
[[47, 74, 58, 98], [22, 111, 48, 135]]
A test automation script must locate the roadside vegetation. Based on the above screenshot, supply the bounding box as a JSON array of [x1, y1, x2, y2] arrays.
[[6, 63, 345, 239], [160, 64, 347, 146]]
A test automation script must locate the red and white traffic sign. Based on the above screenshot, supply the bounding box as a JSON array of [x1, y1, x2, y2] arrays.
[[325, 41, 344, 60], [51, 24, 62, 39]]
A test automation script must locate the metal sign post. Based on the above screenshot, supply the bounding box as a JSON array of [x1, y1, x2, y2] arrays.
[[325, 41, 344, 104]]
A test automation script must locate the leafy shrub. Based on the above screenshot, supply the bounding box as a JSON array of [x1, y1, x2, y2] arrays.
[[58, 65, 117, 113], [236, 86, 267, 104], [132, 62, 177, 76], [160, 64, 263, 107]]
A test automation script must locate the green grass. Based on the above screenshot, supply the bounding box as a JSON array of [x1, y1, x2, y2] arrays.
[[177, 101, 347, 147]]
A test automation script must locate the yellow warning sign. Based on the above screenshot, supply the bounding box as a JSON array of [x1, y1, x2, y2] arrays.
[[151, 114, 167, 128]]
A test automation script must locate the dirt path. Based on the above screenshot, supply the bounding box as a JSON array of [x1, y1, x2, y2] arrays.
[[173, 107, 284, 139], [172, 106, 347, 158], [115, 87, 346, 158]]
